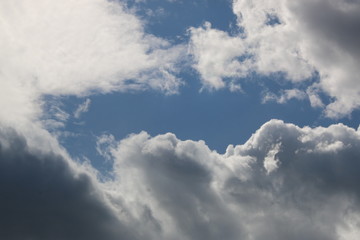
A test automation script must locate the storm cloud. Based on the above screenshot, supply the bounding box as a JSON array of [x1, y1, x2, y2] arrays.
[[0, 127, 136, 240]]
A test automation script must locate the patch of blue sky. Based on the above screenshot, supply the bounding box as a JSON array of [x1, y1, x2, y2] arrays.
[[126, 0, 238, 42], [55, 0, 360, 171], [265, 12, 282, 26], [56, 71, 359, 172]]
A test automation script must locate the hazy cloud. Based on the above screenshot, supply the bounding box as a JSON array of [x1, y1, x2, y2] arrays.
[[262, 89, 307, 104]]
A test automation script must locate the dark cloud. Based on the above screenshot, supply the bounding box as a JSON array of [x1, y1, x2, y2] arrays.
[[2, 120, 360, 240], [0, 127, 135, 240]]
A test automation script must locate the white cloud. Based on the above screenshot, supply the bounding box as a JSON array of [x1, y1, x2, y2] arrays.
[[96, 133, 117, 161], [189, 0, 360, 118], [0, 0, 185, 132], [263, 143, 280, 174], [74, 98, 91, 119], [189, 22, 250, 90], [262, 88, 307, 104]]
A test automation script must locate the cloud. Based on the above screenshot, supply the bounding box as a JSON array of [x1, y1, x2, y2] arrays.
[[1, 119, 360, 239], [189, 22, 249, 90], [189, 0, 360, 118], [262, 88, 307, 104], [1, 1, 360, 239], [0, 127, 137, 240], [96, 133, 117, 161], [0, 0, 185, 131], [74, 98, 92, 119], [104, 120, 360, 240]]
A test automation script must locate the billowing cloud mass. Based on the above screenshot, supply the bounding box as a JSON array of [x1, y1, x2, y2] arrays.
[[2, 119, 360, 239], [189, 0, 360, 118], [0, 0, 184, 130], [106, 120, 360, 240], [1, 1, 360, 239]]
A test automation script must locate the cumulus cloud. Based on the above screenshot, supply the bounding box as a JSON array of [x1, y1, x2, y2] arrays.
[[0, 0, 185, 131], [189, 0, 360, 117], [103, 120, 360, 240], [104, 120, 360, 240], [189, 22, 250, 90], [2, 119, 360, 239]]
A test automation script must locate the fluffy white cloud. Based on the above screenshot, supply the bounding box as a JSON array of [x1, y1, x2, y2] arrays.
[[2, 119, 360, 239], [0, 0, 185, 131], [189, 22, 249, 90], [189, 0, 360, 118]]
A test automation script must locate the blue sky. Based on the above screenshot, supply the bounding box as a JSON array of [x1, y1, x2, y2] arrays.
[[52, 0, 360, 170], [1, 0, 360, 239]]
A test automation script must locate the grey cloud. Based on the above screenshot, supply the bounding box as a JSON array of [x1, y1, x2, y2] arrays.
[[110, 132, 246, 240], [108, 121, 360, 240], [225, 120, 360, 239], [291, 0, 360, 58], [0, 127, 136, 240], [2, 120, 360, 239]]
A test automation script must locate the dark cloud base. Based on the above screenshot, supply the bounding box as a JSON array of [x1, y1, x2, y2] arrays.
[[0, 128, 133, 240]]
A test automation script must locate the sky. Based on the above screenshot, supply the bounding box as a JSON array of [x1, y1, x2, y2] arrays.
[[1, 0, 360, 239]]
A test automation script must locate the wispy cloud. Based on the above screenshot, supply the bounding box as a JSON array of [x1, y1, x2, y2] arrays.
[[74, 99, 91, 119]]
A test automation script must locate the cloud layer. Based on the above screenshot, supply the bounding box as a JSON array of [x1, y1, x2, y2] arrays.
[[2, 120, 360, 239], [189, 0, 360, 117]]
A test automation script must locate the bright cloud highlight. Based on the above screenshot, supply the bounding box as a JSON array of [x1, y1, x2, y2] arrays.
[[189, 0, 360, 118]]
